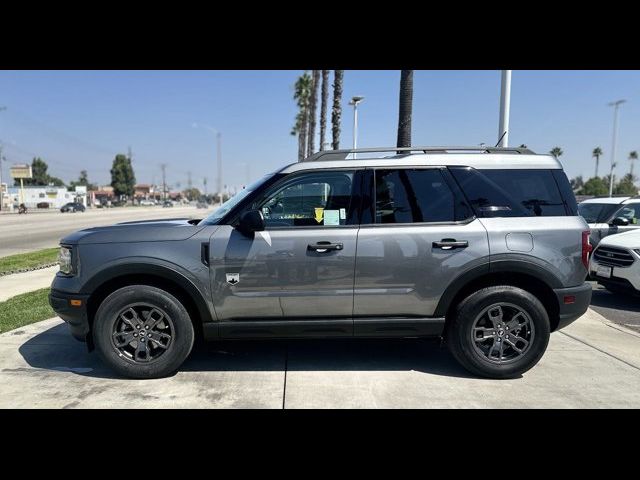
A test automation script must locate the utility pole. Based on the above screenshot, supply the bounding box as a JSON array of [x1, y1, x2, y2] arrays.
[[608, 99, 626, 197], [203, 177, 208, 196], [160, 163, 167, 201], [127, 146, 133, 163], [498, 70, 512, 147], [187, 171, 192, 189]]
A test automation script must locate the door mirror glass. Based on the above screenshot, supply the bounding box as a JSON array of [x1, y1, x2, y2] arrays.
[[611, 217, 629, 226], [237, 210, 265, 235]]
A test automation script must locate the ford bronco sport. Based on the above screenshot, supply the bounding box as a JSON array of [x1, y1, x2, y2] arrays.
[[49, 146, 592, 379]]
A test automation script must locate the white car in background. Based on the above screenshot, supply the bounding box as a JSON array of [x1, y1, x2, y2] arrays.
[[139, 199, 156, 206], [589, 229, 640, 295], [578, 196, 640, 247]]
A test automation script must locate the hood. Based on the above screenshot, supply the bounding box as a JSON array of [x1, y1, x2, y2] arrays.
[[61, 218, 207, 245], [598, 229, 640, 249]]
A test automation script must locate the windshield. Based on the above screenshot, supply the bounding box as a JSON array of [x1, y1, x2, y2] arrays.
[[200, 174, 275, 225], [578, 202, 620, 223]]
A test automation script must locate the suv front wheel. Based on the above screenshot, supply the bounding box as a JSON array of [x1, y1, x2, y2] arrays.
[[446, 286, 550, 379], [93, 285, 195, 379]]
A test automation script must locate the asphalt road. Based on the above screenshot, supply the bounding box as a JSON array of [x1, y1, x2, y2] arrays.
[[589, 280, 640, 333], [0, 205, 214, 257]]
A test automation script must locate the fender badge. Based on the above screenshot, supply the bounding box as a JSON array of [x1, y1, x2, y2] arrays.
[[226, 273, 240, 285]]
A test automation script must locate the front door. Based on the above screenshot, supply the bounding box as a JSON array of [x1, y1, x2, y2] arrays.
[[209, 169, 360, 337]]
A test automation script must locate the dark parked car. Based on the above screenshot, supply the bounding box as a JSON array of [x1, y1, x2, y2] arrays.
[[60, 202, 85, 213], [36, 202, 50, 209]]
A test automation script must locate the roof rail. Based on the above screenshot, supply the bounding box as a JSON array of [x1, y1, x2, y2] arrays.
[[302, 145, 536, 162]]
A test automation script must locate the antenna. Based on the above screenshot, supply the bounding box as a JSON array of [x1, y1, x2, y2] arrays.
[[495, 131, 507, 148]]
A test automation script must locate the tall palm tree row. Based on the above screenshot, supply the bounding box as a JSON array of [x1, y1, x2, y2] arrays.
[[592, 147, 603, 178], [396, 70, 414, 150], [291, 72, 312, 162], [307, 70, 320, 157], [332, 70, 344, 150], [319, 70, 329, 151]]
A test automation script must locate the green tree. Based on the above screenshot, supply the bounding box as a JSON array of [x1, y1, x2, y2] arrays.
[[48, 176, 65, 187], [331, 70, 344, 150], [578, 177, 609, 196], [549, 147, 563, 160], [396, 70, 414, 150], [15, 157, 65, 187], [570, 175, 584, 192], [592, 147, 603, 177], [183, 187, 202, 201], [110, 154, 136, 203], [69, 169, 97, 190], [614, 173, 638, 195]]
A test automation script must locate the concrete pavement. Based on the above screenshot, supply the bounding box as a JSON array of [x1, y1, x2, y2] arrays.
[[0, 266, 58, 302], [1, 308, 639, 408], [0, 205, 213, 257]]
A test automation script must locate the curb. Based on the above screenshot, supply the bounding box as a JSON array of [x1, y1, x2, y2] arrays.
[[0, 263, 59, 278]]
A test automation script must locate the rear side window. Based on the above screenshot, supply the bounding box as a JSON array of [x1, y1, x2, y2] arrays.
[[449, 167, 571, 217], [374, 168, 461, 224]]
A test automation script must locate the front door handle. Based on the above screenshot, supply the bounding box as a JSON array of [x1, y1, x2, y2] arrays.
[[308, 241, 343, 253], [432, 239, 469, 250]]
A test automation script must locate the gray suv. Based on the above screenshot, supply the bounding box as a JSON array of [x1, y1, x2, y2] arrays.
[[49, 146, 592, 379]]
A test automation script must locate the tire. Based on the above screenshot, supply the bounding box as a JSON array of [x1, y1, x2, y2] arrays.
[[446, 286, 550, 379], [93, 285, 195, 379]]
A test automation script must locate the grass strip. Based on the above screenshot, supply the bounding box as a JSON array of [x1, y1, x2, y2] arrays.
[[0, 288, 56, 334], [0, 248, 59, 275]]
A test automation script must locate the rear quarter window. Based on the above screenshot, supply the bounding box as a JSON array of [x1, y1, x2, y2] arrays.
[[449, 167, 574, 217]]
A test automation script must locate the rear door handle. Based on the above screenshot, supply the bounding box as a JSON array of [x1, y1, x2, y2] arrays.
[[308, 241, 344, 253], [432, 239, 469, 250]]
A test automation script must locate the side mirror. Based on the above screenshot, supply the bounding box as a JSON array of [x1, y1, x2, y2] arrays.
[[611, 217, 629, 226], [237, 210, 265, 235]]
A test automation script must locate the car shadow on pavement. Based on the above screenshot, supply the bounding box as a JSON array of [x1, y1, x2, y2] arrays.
[[590, 287, 640, 312], [17, 323, 484, 381]]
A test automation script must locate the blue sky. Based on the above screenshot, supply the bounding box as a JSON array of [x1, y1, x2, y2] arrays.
[[1, 70, 640, 192]]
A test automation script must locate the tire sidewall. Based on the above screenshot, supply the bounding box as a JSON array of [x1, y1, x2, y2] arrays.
[[93, 285, 194, 379], [451, 286, 550, 378]]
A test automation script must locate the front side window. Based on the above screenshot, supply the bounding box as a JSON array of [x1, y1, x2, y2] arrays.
[[257, 170, 355, 228], [374, 168, 458, 224]]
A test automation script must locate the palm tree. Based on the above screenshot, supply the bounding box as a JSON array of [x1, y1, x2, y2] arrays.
[[629, 150, 638, 177], [331, 70, 344, 150], [291, 72, 312, 161], [396, 70, 414, 150], [549, 147, 563, 160], [307, 70, 320, 157], [592, 147, 603, 177], [319, 70, 329, 151]]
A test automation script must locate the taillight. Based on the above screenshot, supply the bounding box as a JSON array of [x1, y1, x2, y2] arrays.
[[582, 231, 592, 269]]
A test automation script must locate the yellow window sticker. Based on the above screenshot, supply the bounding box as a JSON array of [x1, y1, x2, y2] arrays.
[[314, 207, 324, 224]]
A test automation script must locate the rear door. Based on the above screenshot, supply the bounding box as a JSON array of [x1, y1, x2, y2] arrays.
[[353, 167, 490, 329]]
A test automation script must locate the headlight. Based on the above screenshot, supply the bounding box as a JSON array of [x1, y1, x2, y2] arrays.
[[58, 246, 73, 275]]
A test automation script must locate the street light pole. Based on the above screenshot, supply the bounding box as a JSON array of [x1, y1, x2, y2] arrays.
[[349, 96, 365, 158], [608, 99, 626, 197], [193, 123, 223, 206], [498, 70, 512, 147]]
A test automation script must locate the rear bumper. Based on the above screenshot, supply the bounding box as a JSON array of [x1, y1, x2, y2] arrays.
[[48, 289, 91, 343], [553, 282, 592, 331]]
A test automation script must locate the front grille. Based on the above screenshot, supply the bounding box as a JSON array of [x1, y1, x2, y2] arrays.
[[593, 245, 635, 268]]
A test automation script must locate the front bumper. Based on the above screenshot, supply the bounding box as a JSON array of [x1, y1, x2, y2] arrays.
[[589, 252, 640, 292], [48, 289, 91, 343], [553, 282, 592, 331]]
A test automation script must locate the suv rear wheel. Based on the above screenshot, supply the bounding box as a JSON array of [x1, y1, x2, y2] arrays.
[[446, 286, 550, 379], [93, 285, 195, 379]]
